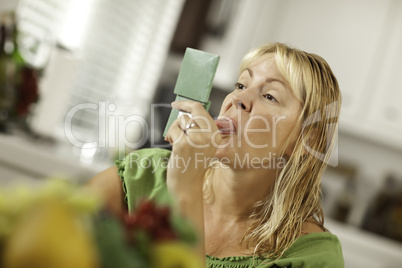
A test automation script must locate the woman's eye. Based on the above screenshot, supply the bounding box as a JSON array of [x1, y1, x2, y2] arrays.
[[234, 82, 246, 90], [263, 94, 278, 102]]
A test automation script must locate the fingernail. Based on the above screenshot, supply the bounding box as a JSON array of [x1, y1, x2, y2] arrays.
[[171, 102, 179, 109]]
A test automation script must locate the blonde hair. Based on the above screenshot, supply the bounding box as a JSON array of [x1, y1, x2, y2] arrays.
[[238, 42, 341, 259]]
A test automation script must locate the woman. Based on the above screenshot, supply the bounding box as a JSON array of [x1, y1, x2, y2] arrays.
[[88, 42, 344, 267]]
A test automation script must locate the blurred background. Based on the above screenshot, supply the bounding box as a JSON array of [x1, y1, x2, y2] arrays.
[[0, 0, 401, 266]]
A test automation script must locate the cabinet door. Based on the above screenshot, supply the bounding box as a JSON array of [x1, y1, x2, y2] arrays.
[[250, 0, 401, 148], [366, 1, 402, 148], [205, 0, 391, 116], [201, 0, 273, 88], [202, 0, 399, 148], [252, 0, 392, 121]]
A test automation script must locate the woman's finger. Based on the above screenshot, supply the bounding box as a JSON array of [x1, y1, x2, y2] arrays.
[[165, 118, 185, 145], [171, 100, 216, 130], [178, 113, 197, 133], [165, 113, 197, 144]]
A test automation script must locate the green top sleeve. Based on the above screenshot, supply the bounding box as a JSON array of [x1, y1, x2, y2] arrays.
[[259, 232, 344, 268], [115, 148, 172, 211], [115, 148, 344, 268]]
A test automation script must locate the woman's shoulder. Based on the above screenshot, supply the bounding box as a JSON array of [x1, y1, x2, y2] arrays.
[[274, 232, 344, 267], [300, 218, 325, 235], [291, 231, 342, 251]]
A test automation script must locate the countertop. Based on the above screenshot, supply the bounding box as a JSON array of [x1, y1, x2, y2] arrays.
[[0, 133, 112, 185]]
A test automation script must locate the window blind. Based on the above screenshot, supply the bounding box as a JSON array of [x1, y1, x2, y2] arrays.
[[64, 0, 184, 150], [18, 0, 184, 158]]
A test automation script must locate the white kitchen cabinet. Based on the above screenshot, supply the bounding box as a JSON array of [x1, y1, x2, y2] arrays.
[[201, 0, 279, 88], [252, 0, 392, 121], [365, 1, 402, 147], [202, 0, 402, 150]]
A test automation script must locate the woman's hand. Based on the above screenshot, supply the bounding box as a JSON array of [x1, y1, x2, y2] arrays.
[[164, 100, 221, 260], [165, 100, 221, 194]]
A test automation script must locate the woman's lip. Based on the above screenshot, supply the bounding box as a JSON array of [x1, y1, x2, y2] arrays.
[[214, 116, 237, 134]]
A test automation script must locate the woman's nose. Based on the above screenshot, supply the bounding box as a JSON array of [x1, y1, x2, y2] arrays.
[[231, 90, 252, 112]]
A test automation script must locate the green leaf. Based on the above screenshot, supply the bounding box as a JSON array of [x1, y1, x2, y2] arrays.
[[93, 213, 148, 268], [170, 214, 198, 245]]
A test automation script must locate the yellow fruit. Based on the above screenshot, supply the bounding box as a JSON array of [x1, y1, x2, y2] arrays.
[[2, 202, 99, 268], [151, 242, 204, 268]]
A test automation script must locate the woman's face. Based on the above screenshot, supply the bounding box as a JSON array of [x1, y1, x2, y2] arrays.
[[214, 54, 303, 170]]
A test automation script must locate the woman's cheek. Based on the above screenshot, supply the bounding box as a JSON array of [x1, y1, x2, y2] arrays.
[[246, 117, 272, 137]]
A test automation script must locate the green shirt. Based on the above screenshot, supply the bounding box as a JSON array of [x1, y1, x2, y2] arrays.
[[115, 148, 344, 268]]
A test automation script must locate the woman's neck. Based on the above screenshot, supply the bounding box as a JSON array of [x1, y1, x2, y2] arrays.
[[204, 165, 276, 221], [202, 165, 278, 257]]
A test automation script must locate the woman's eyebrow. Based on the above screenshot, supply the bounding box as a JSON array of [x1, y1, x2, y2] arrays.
[[245, 68, 287, 91], [245, 68, 253, 77], [265, 78, 287, 89]]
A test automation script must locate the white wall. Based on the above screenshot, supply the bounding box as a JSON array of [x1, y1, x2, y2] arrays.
[[0, 0, 18, 14]]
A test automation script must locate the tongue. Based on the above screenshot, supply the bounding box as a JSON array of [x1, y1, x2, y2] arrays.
[[215, 118, 236, 133]]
